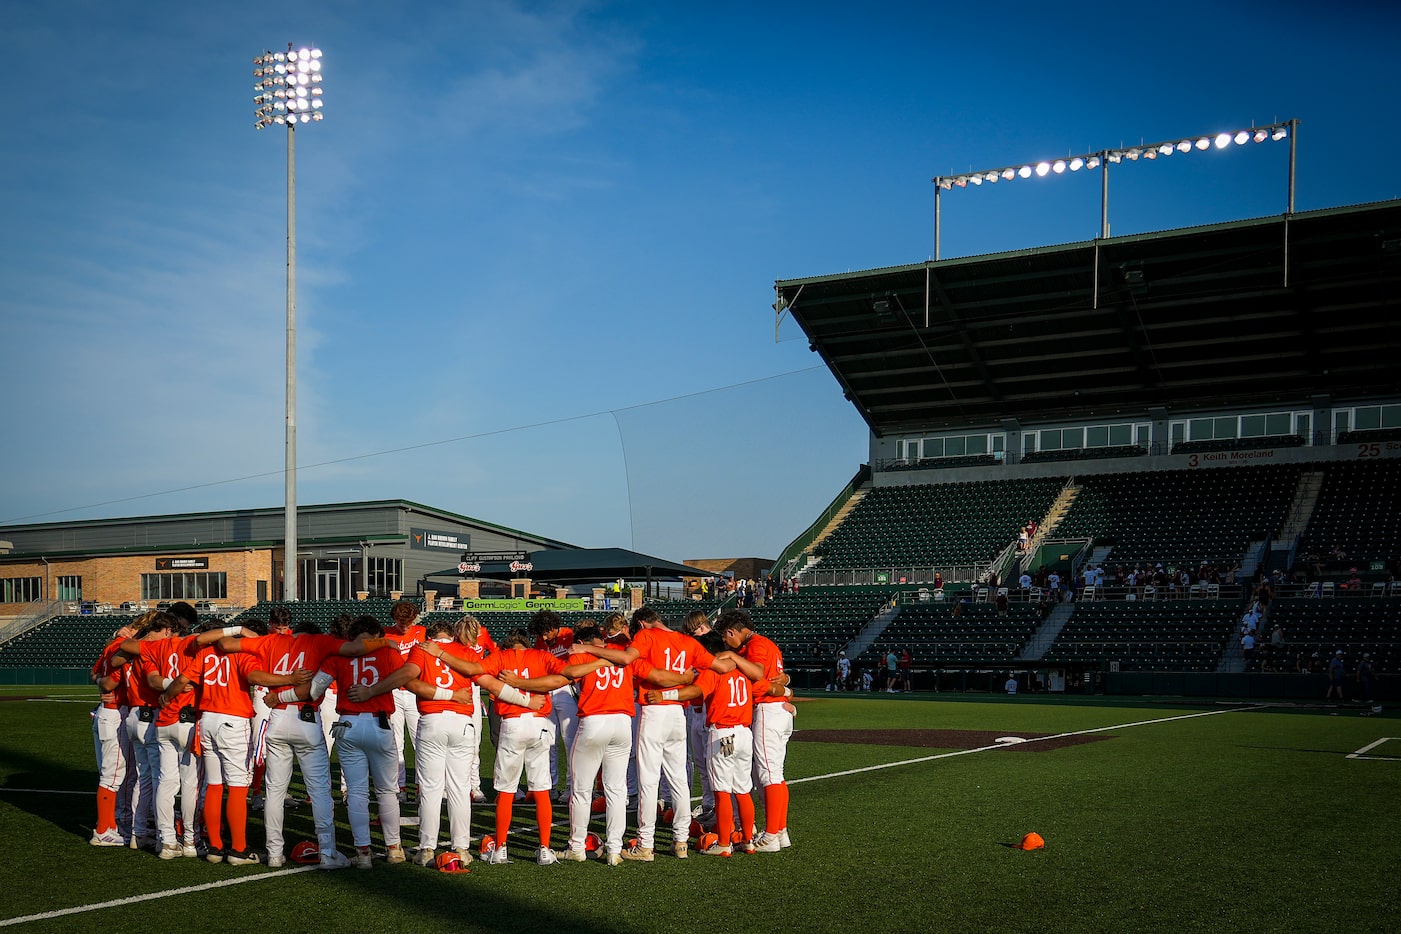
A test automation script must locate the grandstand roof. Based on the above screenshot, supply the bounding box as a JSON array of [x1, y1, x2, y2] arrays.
[[776, 200, 1401, 436], [425, 547, 717, 585]]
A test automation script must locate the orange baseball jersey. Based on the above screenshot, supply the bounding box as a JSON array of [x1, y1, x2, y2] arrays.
[[475, 628, 498, 656], [407, 642, 476, 716], [92, 638, 129, 709], [739, 632, 786, 704], [320, 646, 404, 716], [630, 628, 714, 705], [244, 632, 344, 681], [573, 654, 655, 718], [694, 668, 771, 728], [140, 634, 199, 725], [123, 649, 163, 709], [183, 646, 260, 718], [534, 627, 575, 659], [384, 625, 427, 661], [477, 647, 565, 719]]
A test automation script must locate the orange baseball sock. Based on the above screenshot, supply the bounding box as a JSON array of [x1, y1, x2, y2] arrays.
[[203, 784, 225, 850], [226, 786, 249, 851], [763, 784, 783, 834], [772, 782, 789, 830], [737, 793, 756, 843], [715, 793, 734, 845], [532, 791, 553, 847], [495, 793, 514, 845], [96, 787, 118, 834]]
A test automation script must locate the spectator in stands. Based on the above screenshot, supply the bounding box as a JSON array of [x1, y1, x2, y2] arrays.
[[933, 572, 944, 591], [1018, 571, 1032, 590], [995, 590, 1009, 616], [1271, 625, 1286, 651], [1326, 650, 1347, 701], [1255, 577, 1273, 613], [1241, 630, 1256, 667], [1356, 653, 1375, 705]]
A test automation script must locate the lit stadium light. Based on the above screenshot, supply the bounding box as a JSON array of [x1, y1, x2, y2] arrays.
[[930, 120, 1297, 259], [252, 43, 325, 603], [254, 46, 324, 129]]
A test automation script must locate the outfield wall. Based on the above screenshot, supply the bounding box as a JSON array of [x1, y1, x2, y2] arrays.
[[1106, 671, 1396, 701]]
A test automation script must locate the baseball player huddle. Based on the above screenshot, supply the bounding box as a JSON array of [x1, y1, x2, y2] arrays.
[[88, 600, 795, 870]]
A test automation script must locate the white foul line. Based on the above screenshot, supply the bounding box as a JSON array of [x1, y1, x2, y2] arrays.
[[1346, 737, 1399, 760], [0, 867, 318, 927], [788, 705, 1267, 785], [0, 702, 1265, 926]]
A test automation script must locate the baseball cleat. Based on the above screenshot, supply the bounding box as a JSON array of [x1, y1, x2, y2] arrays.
[[226, 849, 262, 866], [536, 847, 559, 866], [619, 841, 654, 862], [318, 850, 352, 870], [386, 844, 407, 864], [562, 848, 588, 862], [89, 829, 126, 847], [752, 832, 782, 853], [413, 847, 437, 867]]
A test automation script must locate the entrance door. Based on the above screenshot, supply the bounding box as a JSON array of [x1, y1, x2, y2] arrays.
[[316, 561, 341, 600]]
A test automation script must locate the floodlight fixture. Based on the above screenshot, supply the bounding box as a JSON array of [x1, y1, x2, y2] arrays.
[[930, 119, 1297, 259], [252, 43, 325, 602]]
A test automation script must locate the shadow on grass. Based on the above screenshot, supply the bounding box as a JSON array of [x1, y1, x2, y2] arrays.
[[0, 741, 96, 840]]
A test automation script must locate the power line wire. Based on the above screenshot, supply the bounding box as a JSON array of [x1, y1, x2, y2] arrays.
[[1, 365, 828, 524]]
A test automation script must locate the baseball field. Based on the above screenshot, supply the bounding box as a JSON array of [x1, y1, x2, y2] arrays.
[[0, 686, 1393, 933]]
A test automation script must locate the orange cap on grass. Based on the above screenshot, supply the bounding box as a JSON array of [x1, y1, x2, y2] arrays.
[[1019, 832, 1045, 850]]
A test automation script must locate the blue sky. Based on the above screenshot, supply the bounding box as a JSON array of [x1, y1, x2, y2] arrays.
[[2, 0, 1397, 563]]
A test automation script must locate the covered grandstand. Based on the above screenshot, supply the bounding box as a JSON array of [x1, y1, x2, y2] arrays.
[[756, 199, 1401, 699]]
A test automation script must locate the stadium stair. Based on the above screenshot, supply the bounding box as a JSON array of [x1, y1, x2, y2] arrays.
[[1019, 601, 1075, 660], [842, 600, 901, 659], [1216, 632, 1247, 673], [1023, 479, 1080, 556], [1237, 539, 1269, 582]]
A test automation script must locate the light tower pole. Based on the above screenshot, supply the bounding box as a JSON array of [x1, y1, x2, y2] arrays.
[[254, 45, 324, 601]]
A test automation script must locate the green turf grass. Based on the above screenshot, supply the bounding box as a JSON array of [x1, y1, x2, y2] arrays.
[[1, 687, 1395, 933]]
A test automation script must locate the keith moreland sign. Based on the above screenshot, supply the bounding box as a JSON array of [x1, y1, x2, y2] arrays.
[[458, 598, 587, 612]]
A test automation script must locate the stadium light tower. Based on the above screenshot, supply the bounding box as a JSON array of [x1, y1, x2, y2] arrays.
[[254, 44, 324, 601], [931, 119, 1297, 260]]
